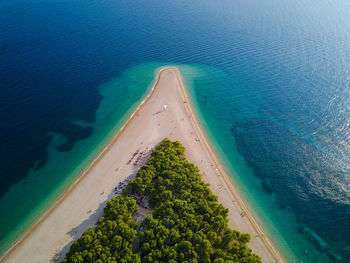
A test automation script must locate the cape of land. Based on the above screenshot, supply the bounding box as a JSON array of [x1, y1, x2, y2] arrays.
[[0, 67, 285, 263]]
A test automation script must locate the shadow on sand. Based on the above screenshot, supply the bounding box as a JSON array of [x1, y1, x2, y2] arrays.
[[51, 170, 138, 263]]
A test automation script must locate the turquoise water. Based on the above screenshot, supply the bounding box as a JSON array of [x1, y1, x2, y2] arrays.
[[0, 64, 160, 255], [179, 64, 318, 262], [1, 0, 350, 262]]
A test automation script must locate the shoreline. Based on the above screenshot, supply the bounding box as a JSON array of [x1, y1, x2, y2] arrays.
[[1, 66, 285, 263], [0, 67, 163, 263], [172, 68, 286, 262]]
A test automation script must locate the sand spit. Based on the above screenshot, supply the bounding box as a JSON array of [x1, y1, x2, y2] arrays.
[[1, 67, 285, 263]]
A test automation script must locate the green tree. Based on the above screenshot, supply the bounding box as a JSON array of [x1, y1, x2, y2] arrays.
[[63, 139, 261, 263]]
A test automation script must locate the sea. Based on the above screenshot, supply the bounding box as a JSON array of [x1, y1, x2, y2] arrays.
[[0, 0, 349, 262]]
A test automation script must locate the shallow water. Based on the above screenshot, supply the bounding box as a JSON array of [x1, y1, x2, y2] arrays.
[[1, 0, 350, 262]]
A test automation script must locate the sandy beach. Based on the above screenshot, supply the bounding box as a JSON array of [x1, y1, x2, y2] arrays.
[[0, 67, 285, 263]]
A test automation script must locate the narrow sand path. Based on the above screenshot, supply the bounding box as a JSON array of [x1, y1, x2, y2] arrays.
[[1, 67, 285, 263]]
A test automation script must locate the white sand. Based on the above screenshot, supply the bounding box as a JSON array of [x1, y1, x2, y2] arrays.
[[0, 67, 285, 263]]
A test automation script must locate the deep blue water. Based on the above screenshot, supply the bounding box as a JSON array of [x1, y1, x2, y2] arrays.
[[1, 0, 350, 262]]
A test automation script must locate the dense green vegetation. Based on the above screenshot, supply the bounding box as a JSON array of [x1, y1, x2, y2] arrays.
[[63, 139, 261, 263], [62, 196, 140, 263]]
